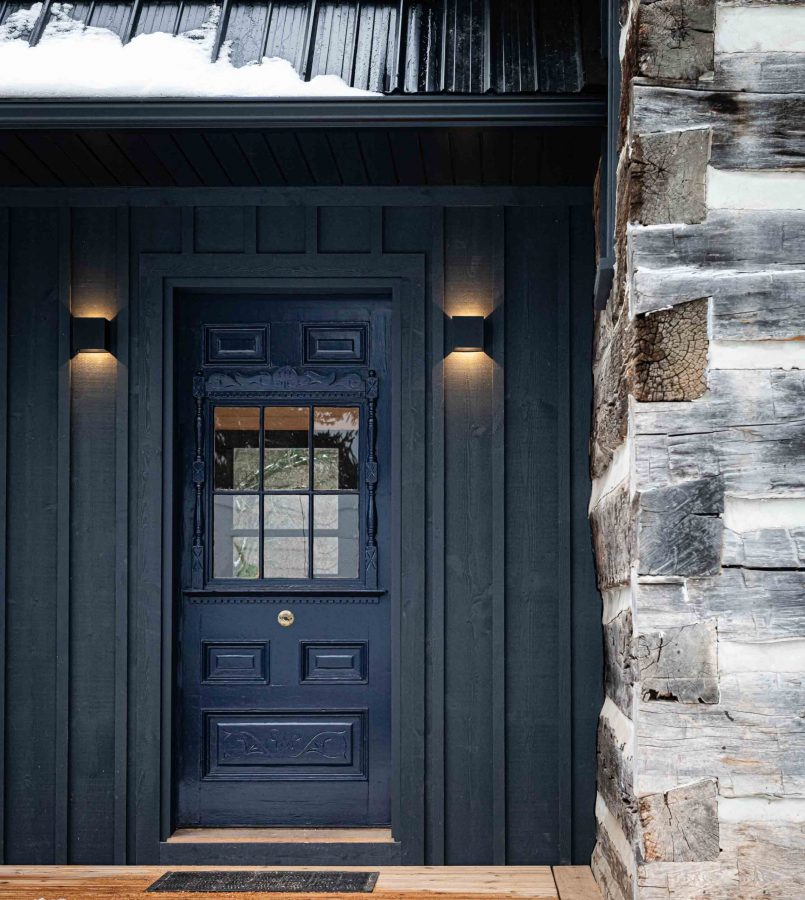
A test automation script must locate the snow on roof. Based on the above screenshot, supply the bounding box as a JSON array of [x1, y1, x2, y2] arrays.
[[0, 3, 380, 98]]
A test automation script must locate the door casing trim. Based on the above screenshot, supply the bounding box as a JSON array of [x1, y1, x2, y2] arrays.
[[132, 258, 426, 864]]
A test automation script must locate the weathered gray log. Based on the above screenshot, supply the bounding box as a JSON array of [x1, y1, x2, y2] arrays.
[[638, 679, 805, 797], [637, 854, 741, 900], [630, 129, 710, 225], [639, 820, 805, 900], [631, 85, 805, 169], [593, 826, 634, 900], [637, 477, 724, 577], [619, 3, 639, 155], [635, 422, 805, 496], [595, 1, 805, 894], [605, 608, 636, 715], [632, 370, 805, 436], [637, 860, 737, 900], [721, 670, 805, 718], [723, 527, 805, 569], [720, 820, 805, 899], [598, 713, 638, 842], [637, 0, 715, 82], [635, 620, 719, 703], [591, 298, 709, 476], [591, 306, 633, 478], [630, 211, 805, 274], [635, 570, 805, 641], [633, 433, 673, 487], [714, 52, 805, 93], [633, 299, 708, 402], [689, 570, 805, 641], [633, 268, 805, 340], [709, 274, 805, 340], [638, 778, 719, 862], [592, 483, 635, 589]]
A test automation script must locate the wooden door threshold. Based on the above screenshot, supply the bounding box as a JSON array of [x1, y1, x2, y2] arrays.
[[168, 827, 395, 844], [160, 828, 402, 865]]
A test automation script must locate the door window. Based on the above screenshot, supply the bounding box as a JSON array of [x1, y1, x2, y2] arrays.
[[211, 404, 361, 581]]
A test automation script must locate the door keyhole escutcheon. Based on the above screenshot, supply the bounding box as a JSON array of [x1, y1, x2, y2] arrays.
[[278, 610, 295, 627]]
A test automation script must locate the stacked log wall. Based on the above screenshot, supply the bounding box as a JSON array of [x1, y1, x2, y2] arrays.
[[590, 1, 805, 897]]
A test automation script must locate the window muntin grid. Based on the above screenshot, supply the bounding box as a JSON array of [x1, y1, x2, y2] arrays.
[[211, 403, 360, 581]]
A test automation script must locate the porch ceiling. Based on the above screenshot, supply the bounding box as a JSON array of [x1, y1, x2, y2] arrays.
[[0, 122, 602, 187]]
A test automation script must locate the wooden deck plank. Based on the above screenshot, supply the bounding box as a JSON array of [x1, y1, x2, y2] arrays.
[[552, 866, 602, 900], [167, 828, 396, 844], [0, 865, 560, 899]]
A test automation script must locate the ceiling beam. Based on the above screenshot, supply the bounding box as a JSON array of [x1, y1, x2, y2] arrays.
[[0, 96, 606, 130]]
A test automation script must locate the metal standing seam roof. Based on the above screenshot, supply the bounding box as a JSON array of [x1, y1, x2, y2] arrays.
[[0, 0, 606, 95]]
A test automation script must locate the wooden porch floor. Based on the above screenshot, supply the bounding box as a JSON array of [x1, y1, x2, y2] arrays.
[[0, 865, 600, 899]]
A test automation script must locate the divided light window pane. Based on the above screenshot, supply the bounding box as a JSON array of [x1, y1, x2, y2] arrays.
[[213, 494, 259, 579], [210, 403, 363, 581], [313, 494, 359, 579], [265, 406, 309, 490], [313, 406, 359, 490], [265, 494, 310, 579], [214, 407, 260, 490]]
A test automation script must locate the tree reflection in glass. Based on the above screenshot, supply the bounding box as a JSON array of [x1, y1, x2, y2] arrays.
[[265, 406, 309, 490], [214, 407, 260, 490], [314, 494, 359, 578], [314, 407, 359, 490], [213, 494, 259, 578], [265, 494, 309, 579], [211, 404, 363, 581]]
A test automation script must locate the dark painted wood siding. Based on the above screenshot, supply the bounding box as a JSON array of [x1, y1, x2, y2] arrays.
[[0, 191, 600, 866], [5, 208, 64, 864]]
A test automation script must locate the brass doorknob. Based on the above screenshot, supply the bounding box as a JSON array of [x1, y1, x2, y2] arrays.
[[277, 609, 295, 627]]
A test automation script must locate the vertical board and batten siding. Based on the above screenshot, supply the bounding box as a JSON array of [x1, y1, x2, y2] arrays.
[[505, 205, 571, 864], [442, 207, 503, 864], [0, 195, 599, 866], [68, 208, 119, 864], [4, 208, 62, 864]]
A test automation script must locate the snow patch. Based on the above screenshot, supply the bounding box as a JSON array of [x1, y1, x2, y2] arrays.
[[0, 3, 379, 99], [0, 1, 40, 41]]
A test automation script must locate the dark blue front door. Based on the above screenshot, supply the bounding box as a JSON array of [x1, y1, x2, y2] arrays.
[[175, 295, 391, 827]]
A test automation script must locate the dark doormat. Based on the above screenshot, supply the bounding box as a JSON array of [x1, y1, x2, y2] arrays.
[[146, 870, 379, 893]]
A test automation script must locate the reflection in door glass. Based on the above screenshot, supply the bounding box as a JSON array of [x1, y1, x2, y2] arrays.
[[313, 407, 359, 490], [213, 494, 259, 578], [265, 494, 310, 579], [214, 407, 260, 490], [265, 406, 309, 489], [313, 494, 359, 579]]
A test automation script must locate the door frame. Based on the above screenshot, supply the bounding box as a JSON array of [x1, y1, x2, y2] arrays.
[[131, 254, 427, 864]]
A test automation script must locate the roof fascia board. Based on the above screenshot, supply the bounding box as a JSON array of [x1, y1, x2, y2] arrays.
[[0, 96, 606, 129]]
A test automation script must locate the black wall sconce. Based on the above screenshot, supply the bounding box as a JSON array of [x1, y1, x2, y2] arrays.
[[71, 316, 114, 357], [447, 315, 487, 354]]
